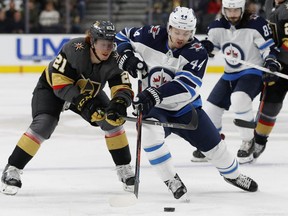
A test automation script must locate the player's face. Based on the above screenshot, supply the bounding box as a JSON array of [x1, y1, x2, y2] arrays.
[[168, 27, 192, 49], [275, 0, 284, 5], [94, 39, 114, 61], [224, 8, 242, 25]]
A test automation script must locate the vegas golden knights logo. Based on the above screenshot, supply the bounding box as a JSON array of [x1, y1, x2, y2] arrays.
[[76, 78, 101, 97]]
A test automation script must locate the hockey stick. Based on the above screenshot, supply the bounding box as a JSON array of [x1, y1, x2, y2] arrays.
[[233, 83, 268, 129], [134, 70, 143, 199], [125, 106, 198, 130], [233, 119, 256, 129], [109, 71, 143, 207], [222, 53, 288, 80]]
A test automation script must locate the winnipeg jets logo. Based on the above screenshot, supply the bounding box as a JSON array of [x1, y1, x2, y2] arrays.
[[149, 25, 160, 39], [148, 67, 174, 88], [189, 42, 202, 52], [74, 42, 84, 51], [222, 43, 245, 68], [153, 69, 168, 87], [226, 49, 238, 58]]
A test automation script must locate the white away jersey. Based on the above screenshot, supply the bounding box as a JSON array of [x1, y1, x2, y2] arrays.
[[208, 15, 276, 73], [115, 25, 208, 113]]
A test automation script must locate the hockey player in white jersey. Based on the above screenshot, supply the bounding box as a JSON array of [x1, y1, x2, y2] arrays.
[[115, 6, 258, 200], [191, 0, 280, 164]]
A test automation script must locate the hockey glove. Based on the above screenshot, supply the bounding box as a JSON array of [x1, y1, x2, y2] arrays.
[[73, 94, 105, 123], [133, 87, 162, 115], [262, 56, 282, 84], [117, 50, 148, 78], [200, 39, 214, 57], [106, 97, 128, 126]]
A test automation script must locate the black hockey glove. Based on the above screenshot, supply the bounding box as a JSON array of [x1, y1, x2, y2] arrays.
[[117, 50, 148, 78], [73, 94, 105, 123], [200, 39, 214, 57], [262, 56, 282, 84], [73, 93, 92, 112], [133, 87, 162, 115], [106, 97, 128, 126]]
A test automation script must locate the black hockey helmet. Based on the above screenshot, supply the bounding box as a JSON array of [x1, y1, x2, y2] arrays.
[[89, 21, 116, 45]]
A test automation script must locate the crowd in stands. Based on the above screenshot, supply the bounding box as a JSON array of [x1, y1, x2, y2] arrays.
[[0, 0, 86, 33], [0, 0, 266, 34], [149, 0, 265, 34]]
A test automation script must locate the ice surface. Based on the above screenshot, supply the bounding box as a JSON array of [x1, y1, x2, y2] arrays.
[[1, 73, 288, 216]]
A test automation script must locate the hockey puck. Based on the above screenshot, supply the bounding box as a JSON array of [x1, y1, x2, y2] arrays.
[[164, 207, 175, 212]]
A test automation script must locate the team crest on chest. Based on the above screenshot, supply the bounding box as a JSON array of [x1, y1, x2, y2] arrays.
[[73, 42, 85, 51], [222, 43, 245, 68], [148, 67, 174, 88]]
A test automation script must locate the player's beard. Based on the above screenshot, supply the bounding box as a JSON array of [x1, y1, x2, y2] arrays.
[[227, 16, 241, 25]]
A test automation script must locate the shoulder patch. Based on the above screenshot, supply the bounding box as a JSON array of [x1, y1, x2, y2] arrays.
[[189, 42, 203, 52], [73, 42, 85, 51], [148, 25, 161, 39]]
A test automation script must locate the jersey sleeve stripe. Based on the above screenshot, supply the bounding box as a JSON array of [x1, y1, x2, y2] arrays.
[[175, 71, 202, 87], [259, 38, 275, 50]]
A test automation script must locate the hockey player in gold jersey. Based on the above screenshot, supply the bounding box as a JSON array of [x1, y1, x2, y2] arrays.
[[1, 21, 135, 195]]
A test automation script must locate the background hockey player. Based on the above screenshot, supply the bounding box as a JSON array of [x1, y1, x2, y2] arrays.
[[253, 0, 287, 160], [115, 6, 258, 200], [191, 0, 280, 164], [1, 21, 135, 195]]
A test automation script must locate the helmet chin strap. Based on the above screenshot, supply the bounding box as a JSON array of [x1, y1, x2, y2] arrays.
[[91, 47, 102, 62], [167, 28, 174, 48]]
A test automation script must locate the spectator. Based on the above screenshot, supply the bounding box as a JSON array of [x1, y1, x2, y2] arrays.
[[77, 0, 86, 21], [70, 1, 81, 33], [5, 0, 17, 22], [0, 1, 5, 9], [201, 0, 222, 33], [152, 1, 165, 26], [8, 10, 24, 33], [247, 0, 265, 17], [0, 8, 9, 33], [191, 0, 210, 34], [151, 0, 171, 26], [38, 0, 61, 33]]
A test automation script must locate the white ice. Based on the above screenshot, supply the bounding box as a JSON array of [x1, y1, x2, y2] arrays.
[[1, 73, 288, 216]]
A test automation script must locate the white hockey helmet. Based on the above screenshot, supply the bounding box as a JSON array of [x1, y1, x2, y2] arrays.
[[168, 6, 197, 38], [222, 0, 246, 19]]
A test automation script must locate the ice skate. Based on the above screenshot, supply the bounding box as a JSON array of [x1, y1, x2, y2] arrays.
[[224, 174, 258, 192], [165, 173, 188, 200], [1, 164, 22, 195], [253, 143, 266, 159], [191, 149, 208, 162], [237, 139, 255, 164], [116, 164, 135, 192]]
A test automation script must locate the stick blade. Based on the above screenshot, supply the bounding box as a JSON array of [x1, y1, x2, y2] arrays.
[[109, 193, 137, 207], [233, 119, 256, 129]]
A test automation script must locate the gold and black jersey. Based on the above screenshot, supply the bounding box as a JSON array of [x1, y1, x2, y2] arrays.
[[41, 37, 133, 104], [268, 0, 288, 63]]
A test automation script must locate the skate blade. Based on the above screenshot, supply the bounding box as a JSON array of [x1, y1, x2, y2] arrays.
[[123, 184, 134, 193], [1, 183, 19, 195], [191, 157, 208, 162], [238, 155, 254, 164], [179, 193, 190, 203]]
